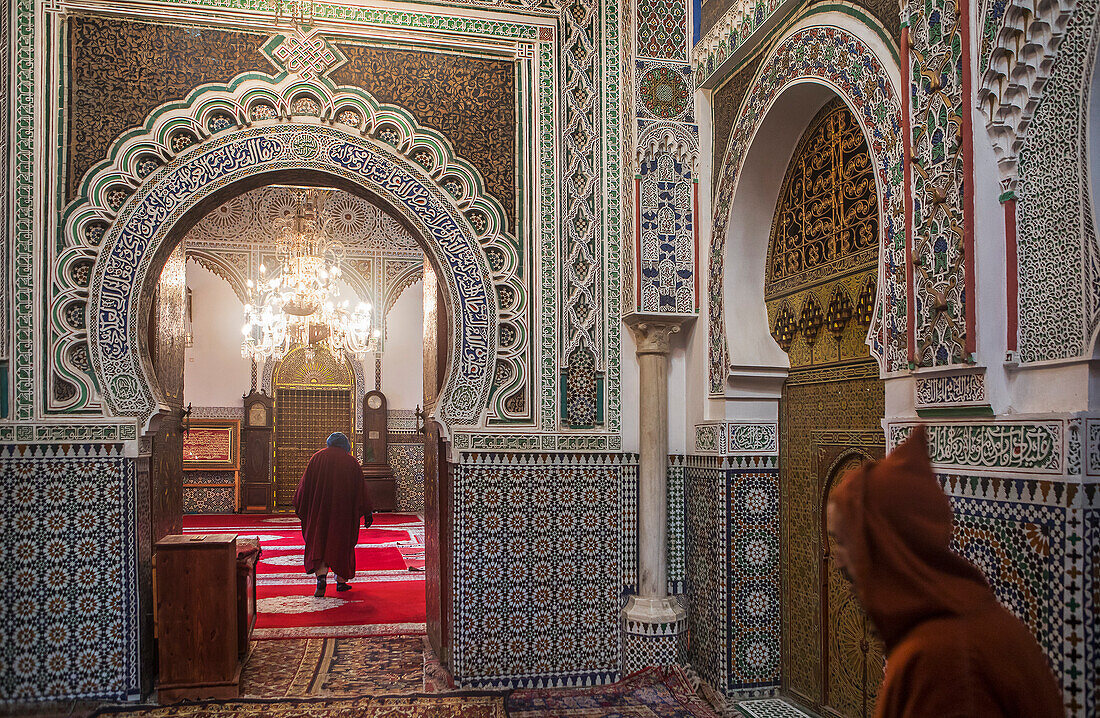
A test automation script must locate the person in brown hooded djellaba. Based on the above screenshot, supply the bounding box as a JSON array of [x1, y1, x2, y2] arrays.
[[827, 425, 1064, 718], [294, 432, 373, 597]]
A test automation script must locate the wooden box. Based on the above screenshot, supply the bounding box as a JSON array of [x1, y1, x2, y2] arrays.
[[155, 534, 243, 702]]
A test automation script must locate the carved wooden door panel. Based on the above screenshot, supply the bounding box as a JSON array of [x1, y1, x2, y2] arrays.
[[149, 244, 186, 541], [822, 455, 886, 718], [424, 419, 452, 669]]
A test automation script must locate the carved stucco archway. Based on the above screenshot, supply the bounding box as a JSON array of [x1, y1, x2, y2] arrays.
[[707, 19, 906, 395], [88, 122, 497, 431]]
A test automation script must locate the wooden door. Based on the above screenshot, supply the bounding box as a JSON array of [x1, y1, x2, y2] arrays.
[[273, 388, 353, 509], [424, 419, 452, 668], [822, 455, 886, 718], [149, 244, 186, 540]]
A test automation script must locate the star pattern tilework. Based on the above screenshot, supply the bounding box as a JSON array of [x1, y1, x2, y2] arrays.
[[730, 469, 780, 689], [453, 453, 632, 688], [0, 444, 139, 701], [684, 457, 729, 692]]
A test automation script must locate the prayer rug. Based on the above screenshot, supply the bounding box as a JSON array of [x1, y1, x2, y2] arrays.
[[182, 513, 426, 639], [505, 666, 718, 717], [91, 694, 506, 717], [239, 636, 428, 697]]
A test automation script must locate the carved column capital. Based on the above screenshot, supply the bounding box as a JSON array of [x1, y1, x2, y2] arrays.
[[623, 314, 693, 355]]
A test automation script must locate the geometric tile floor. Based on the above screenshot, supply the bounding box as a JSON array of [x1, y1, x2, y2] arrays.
[[735, 699, 817, 717]]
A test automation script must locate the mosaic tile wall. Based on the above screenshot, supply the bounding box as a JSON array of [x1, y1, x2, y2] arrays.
[[181, 485, 235, 513], [941, 474, 1085, 716], [683, 454, 780, 700], [452, 453, 637, 688], [0, 444, 140, 701], [389, 441, 425, 513], [684, 456, 728, 692], [1085, 501, 1099, 715]]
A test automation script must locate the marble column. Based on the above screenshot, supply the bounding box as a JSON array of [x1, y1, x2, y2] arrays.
[[622, 314, 691, 673]]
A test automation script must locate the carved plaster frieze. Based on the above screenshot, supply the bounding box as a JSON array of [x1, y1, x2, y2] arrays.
[[977, 0, 1077, 194]]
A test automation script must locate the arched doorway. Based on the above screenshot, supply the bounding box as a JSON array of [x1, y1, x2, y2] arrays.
[[821, 452, 885, 718], [87, 123, 499, 434], [765, 99, 886, 717], [83, 118, 494, 689], [272, 346, 356, 510]]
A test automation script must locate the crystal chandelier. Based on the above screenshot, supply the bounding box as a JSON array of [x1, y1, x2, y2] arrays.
[[241, 188, 379, 362]]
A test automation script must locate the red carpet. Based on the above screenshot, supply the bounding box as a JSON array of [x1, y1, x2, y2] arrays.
[[182, 513, 426, 639]]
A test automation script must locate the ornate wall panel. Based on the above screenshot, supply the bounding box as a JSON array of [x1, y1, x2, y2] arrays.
[[0, 444, 140, 701], [908, 0, 972, 365], [710, 52, 764, 194], [708, 25, 905, 395], [67, 15, 270, 201], [1015, 0, 1100, 363], [453, 453, 636, 687], [0, 0, 9, 362], [10, 0, 36, 424], [632, 0, 698, 317], [637, 152, 697, 312], [637, 0, 688, 59], [762, 91, 886, 715], [330, 44, 517, 228], [780, 378, 884, 712]]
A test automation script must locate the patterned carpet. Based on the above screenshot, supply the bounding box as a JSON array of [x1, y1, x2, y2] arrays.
[[506, 666, 718, 717], [182, 513, 426, 639], [239, 635, 431, 697], [91, 694, 505, 717]]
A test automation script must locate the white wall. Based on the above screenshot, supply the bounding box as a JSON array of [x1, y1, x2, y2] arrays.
[[381, 279, 425, 410], [184, 260, 252, 407]]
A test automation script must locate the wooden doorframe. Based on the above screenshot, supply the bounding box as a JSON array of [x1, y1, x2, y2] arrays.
[[424, 419, 453, 669]]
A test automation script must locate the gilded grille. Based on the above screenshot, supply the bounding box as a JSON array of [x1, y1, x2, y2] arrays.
[[273, 388, 354, 510]]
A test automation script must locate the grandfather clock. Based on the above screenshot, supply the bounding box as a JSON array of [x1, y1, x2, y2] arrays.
[[362, 390, 396, 512], [240, 390, 274, 512]]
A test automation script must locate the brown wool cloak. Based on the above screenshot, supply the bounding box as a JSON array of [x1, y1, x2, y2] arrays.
[[830, 426, 1064, 718], [293, 446, 372, 580]]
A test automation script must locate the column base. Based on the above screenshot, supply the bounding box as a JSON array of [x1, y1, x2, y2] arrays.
[[621, 595, 688, 675]]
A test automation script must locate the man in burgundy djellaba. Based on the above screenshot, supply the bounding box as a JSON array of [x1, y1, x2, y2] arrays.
[[293, 432, 374, 597]]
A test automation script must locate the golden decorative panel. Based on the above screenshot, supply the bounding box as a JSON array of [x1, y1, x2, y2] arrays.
[[766, 101, 880, 369], [767, 100, 886, 718], [330, 43, 517, 228], [67, 15, 269, 200], [274, 346, 355, 389]]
